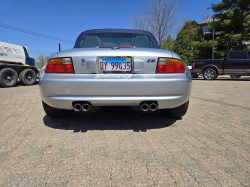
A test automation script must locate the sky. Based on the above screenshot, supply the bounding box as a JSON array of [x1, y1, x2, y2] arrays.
[[0, 0, 220, 59]]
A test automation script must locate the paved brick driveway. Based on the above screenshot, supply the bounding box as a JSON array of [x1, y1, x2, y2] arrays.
[[0, 77, 250, 187]]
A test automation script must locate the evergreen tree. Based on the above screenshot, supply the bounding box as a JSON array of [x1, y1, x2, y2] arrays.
[[161, 35, 175, 51], [174, 21, 204, 65], [209, 0, 250, 55]]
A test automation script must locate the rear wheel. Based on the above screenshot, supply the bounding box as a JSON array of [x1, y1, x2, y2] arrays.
[[0, 68, 18, 87], [203, 68, 217, 80], [230, 75, 241, 78], [42, 101, 72, 118], [161, 100, 189, 118], [19, 69, 37, 86]]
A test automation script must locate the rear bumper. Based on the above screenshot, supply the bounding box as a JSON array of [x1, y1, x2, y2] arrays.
[[39, 73, 192, 110], [191, 69, 202, 73]]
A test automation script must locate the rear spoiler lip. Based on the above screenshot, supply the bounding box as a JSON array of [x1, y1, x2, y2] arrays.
[[98, 46, 134, 49]]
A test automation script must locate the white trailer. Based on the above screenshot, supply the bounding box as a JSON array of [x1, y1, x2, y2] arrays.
[[0, 41, 39, 87]]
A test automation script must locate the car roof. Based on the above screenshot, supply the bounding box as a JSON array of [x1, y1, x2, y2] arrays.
[[73, 29, 159, 49]]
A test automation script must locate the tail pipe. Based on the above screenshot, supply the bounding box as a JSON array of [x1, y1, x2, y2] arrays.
[[82, 103, 91, 112], [73, 103, 81, 112], [72, 102, 92, 112], [141, 103, 150, 112], [150, 103, 158, 111], [139, 101, 158, 112]]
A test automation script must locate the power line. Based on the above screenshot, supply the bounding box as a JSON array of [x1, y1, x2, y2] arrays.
[[30, 50, 54, 53], [0, 23, 74, 43], [0, 12, 75, 34], [29, 51, 54, 54]]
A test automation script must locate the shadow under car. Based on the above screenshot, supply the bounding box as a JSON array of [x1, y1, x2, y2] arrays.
[[43, 106, 180, 132]]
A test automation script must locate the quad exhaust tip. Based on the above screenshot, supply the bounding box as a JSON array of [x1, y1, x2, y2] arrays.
[[73, 103, 81, 112], [141, 103, 150, 112], [140, 102, 158, 112], [150, 103, 158, 111], [73, 102, 92, 112], [82, 103, 91, 112]]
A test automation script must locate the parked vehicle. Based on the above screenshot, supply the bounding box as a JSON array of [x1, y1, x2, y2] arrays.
[[0, 41, 39, 87], [192, 50, 250, 80], [188, 66, 199, 78], [39, 29, 192, 118]]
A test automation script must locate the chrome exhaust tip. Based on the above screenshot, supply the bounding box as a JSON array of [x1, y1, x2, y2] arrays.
[[150, 103, 158, 111], [82, 103, 91, 112], [141, 103, 149, 112], [73, 103, 81, 112]]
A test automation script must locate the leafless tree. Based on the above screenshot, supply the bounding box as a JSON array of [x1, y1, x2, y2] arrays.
[[129, 0, 181, 47], [201, 13, 211, 21], [130, 12, 148, 30], [35, 51, 53, 68], [176, 17, 192, 33]]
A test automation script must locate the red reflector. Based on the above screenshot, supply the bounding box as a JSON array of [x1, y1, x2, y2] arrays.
[[192, 62, 196, 68]]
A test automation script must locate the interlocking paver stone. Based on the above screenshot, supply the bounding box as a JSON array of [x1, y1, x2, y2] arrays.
[[224, 166, 250, 185], [22, 177, 47, 187], [0, 173, 28, 187], [57, 148, 76, 160], [0, 77, 250, 186]]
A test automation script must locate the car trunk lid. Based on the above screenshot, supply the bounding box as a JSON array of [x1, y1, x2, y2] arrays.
[[57, 47, 173, 74]]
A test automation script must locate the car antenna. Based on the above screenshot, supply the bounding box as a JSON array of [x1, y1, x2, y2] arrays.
[[59, 43, 61, 51]]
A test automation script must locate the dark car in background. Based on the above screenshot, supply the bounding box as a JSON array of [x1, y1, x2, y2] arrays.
[[191, 50, 250, 80]]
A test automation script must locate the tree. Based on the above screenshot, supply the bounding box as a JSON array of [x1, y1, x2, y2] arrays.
[[174, 21, 204, 64], [209, 0, 250, 53], [35, 52, 52, 68], [201, 13, 211, 21], [161, 35, 175, 51], [130, 0, 181, 47]]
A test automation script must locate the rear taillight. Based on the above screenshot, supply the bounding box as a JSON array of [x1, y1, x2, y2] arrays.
[[156, 58, 185, 73], [45, 57, 74, 73], [192, 62, 196, 68]]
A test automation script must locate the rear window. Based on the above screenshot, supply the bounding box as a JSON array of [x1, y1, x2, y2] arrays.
[[79, 33, 154, 48], [229, 51, 245, 59]]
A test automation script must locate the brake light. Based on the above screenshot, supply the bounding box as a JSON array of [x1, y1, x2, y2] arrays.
[[45, 58, 74, 73], [156, 58, 185, 73], [192, 62, 196, 68]]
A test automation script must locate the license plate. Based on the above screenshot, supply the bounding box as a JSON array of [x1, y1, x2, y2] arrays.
[[99, 57, 132, 72]]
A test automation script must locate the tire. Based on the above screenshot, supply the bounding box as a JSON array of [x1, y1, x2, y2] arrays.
[[0, 68, 18, 87], [42, 101, 72, 118], [191, 73, 198, 78], [203, 68, 217, 80], [230, 75, 241, 78], [161, 100, 189, 118], [19, 69, 37, 86]]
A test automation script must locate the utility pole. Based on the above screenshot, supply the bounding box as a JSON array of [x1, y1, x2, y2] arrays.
[[212, 17, 215, 60]]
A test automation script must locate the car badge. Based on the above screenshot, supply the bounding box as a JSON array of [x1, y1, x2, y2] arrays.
[[147, 59, 156, 63], [81, 59, 85, 66]]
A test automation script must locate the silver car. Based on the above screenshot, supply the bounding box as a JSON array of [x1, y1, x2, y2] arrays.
[[39, 29, 192, 118]]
